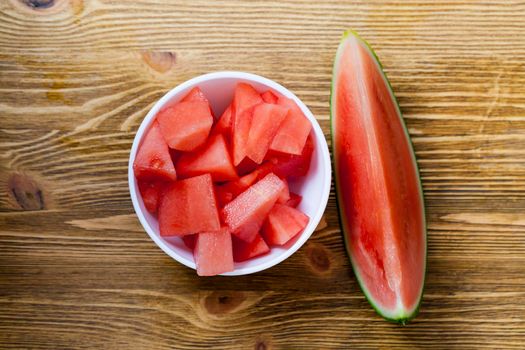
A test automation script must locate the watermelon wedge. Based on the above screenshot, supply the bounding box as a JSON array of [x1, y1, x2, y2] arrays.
[[331, 30, 426, 323], [133, 121, 177, 182], [176, 133, 237, 182]]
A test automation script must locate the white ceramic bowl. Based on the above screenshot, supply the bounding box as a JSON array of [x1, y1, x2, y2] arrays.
[[129, 71, 331, 275]]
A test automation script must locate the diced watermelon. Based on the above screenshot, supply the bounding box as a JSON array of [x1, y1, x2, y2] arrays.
[[138, 180, 165, 214], [232, 83, 263, 165], [213, 106, 232, 137], [262, 203, 309, 246], [222, 173, 285, 242], [183, 234, 196, 250], [176, 134, 237, 182], [214, 163, 274, 208], [286, 192, 302, 208], [270, 96, 312, 155], [232, 233, 270, 262], [133, 121, 177, 182], [159, 174, 220, 237], [276, 179, 290, 204], [181, 87, 209, 103], [215, 185, 234, 208], [266, 134, 314, 179], [194, 228, 234, 276], [236, 157, 258, 176], [261, 90, 279, 104], [246, 103, 289, 164], [157, 100, 213, 151]]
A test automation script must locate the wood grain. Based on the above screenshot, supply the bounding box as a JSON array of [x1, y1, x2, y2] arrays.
[[1, 0, 524, 349]]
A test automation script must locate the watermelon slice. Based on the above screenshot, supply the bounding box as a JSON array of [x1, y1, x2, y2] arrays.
[[158, 174, 220, 236], [231, 83, 263, 165], [181, 87, 209, 103], [137, 180, 165, 214], [331, 30, 426, 323], [222, 173, 285, 242], [182, 234, 196, 250], [261, 90, 279, 104], [246, 103, 288, 164], [266, 134, 314, 179], [213, 106, 232, 137], [176, 133, 237, 182], [232, 233, 270, 262], [285, 192, 302, 208], [262, 203, 309, 246], [157, 100, 213, 151], [194, 228, 234, 276], [133, 121, 177, 182], [276, 179, 290, 204], [269, 96, 312, 155]]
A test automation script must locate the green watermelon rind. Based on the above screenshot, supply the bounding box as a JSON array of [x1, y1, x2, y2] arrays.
[[330, 30, 427, 324]]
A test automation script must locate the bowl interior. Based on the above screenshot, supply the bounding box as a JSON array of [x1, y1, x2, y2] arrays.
[[129, 72, 331, 275]]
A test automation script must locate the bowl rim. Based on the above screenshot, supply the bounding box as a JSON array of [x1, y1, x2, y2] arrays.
[[128, 71, 331, 275]]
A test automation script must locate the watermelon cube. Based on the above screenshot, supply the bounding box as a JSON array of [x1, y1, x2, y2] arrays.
[[232, 83, 263, 165], [285, 192, 302, 208], [159, 174, 220, 237], [246, 103, 289, 164], [138, 180, 165, 214], [181, 87, 209, 103], [194, 228, 234, 276], [182, 234, 196, 250], [262, 203, 309, 246], [270, 96, 312, 155], [267, 134, 314, 179], [222, 173, 285, 242], [261, 90, 279, 104], [212, 105, 232, 137], [232, 233, 270, 262], [276, 179, 290, 204], [176, 134, 237, 182], [133, 121, 177, 182], [157, 100, 213, 151]]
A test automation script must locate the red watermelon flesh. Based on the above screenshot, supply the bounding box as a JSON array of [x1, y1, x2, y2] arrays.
[[222, 173, 285, 242], [176, 133, 237, 182], [331, 31, 425, 322], [270, 96, 312, 155], [235, 157, 258, 176], [285, 192, 302, 208], [213, 106, 232, 137], [214, 169, 260, 207], [246, 103, 289, 164], [276, 179, 290, 204], [157, 100, 213, 151], [133, 121, 177, 182], [262, 203, 309, 246], [181, 87, 209, 104], [232, 83, 263, 165], [267, 134, 314, 179], [232, 233, 270, 262], [183, 234, 196, 250], [138, 180, 165, 214], [261, 90, 279, 104], [194, 228, 234, 276], [158, 174, 220, 237]]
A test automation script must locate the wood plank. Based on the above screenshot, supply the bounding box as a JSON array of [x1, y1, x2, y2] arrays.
[[1, 0, 524, 349]]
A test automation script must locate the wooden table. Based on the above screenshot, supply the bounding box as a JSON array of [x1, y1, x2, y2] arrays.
[[1, 1, 524, 349]]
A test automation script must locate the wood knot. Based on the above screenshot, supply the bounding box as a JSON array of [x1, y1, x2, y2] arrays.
[[255, 340, 268, 350], [19, 0, 55, 9], [305, 243, 332, 274], [7, 173, 45, 211], [254, 336, 272, 350], [141, 51, 176, 73], [203, 291, 246, 315]]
